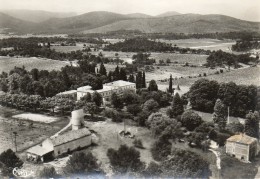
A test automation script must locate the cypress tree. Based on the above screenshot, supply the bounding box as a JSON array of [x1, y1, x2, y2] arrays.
[[128, 74, 135, 83], [99, 62, 107, 76], [142, 71, 146, 88], [119, 68, 127, 81], [169, 74, 173, 95], [113, 65, 120, 81]]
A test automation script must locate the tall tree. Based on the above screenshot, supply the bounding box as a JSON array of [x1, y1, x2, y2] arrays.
[[167, 93, 184, 118], [213, 99, 228, 130], [119, 68, 127, 81], [113, 65, 120, 81], [30, 68, 39, 81], [135, 71, 142, 89], [92, 91, 102, 107], [142, 71, 146, 88], [99, 62, 107, 76], [168, 74, 173, 95], [128, 74, 135, 83], [244, 111, 259, 139]]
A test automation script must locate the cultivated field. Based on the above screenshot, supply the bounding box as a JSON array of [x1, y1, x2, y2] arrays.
[[157, 38, 236, 52], [0, 56, 69, 73]]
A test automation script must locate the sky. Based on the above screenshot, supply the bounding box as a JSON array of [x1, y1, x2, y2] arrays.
[[0, 0, 259, 22]]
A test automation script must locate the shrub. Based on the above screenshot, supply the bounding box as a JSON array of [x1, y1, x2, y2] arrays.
[[107, 145, 145, 174], [151, 137, 171, 161], [181, 110, 203, 131]]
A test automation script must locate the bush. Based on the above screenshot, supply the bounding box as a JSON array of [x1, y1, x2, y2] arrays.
[[220, 69, 224, 73], [38, 167, 58, 178], [107, 145, 145, 174], [181, 110, 203, 131], [133, 139, 144, 149], [102, 108, 122, 122], [151, 137, 171, 161], [63, 151, 100, 176]]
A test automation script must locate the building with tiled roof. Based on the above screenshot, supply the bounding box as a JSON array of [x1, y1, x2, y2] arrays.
[[226, 133, 258, 162]]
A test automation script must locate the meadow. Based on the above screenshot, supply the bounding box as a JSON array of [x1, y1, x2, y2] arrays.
[[157, 38, 236, 52], [0, 56, 69, 73]]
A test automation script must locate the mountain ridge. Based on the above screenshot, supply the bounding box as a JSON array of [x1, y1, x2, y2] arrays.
[[0, 11, 259, 34]]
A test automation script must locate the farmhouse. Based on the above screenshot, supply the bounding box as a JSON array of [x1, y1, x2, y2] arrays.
[[226, 133, 258, 162], [77, 80, 136, 101], [26, 109, 92, 162]]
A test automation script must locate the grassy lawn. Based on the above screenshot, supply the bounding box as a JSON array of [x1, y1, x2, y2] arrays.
[[85, 120, 156, 174]]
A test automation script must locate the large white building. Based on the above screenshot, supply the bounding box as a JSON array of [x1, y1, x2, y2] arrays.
[[77, 80, 136, 101]]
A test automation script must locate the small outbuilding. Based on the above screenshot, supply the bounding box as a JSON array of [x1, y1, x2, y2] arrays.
[[226, 133, 258, 162]]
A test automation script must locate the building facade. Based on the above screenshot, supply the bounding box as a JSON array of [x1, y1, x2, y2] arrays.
[[226, 133, 258, 162], [77, 80, 136, 101]]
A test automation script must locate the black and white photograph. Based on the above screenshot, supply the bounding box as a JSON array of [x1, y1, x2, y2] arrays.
[[0, 0, 259, 178]]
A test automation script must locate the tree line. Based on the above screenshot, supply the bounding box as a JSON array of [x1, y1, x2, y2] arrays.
[[104, 38, 211, 55], [206, 50, 258, 68], [187, 79, 258, 118]]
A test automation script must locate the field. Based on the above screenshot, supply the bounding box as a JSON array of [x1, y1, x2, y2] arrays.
[[0, 56, 69, 73], [12, 113, 59, 123], [157, 38, 236, 52], [0, 106, 68, 154], [174, 65, 260, 86]]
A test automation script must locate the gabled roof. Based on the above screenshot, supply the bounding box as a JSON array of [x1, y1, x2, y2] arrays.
[[227, 133, 257, 145], [50, 128, 91, 146], [27, 145, 53, 156]]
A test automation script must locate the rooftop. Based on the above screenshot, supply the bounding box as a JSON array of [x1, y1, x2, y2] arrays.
[[27, 145, 53, 156], [227, 133, 257, 145], [104, 80, 135, 87], [57, 90, 77, 95], [51, 127, 91, 146]]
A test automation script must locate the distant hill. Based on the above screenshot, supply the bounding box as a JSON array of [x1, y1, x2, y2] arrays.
[[82, 14, 260, 34], [1, 9, 76, 23], [0, 12, 36, 33], [0, 11, 259, 34], [156, 11, 182, 17], [126, 13, 153, 18], [36, 11, 132, 33]]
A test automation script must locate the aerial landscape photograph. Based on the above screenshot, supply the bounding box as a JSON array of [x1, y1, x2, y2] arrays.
[[0, 0, 259, 178]]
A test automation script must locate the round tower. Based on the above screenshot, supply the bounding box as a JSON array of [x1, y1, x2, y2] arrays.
[[71, 109, 84, 130]]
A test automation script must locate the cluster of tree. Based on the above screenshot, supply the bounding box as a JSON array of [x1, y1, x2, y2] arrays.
[[0, 149, 23, 177], [104, 38, 210, 55], [132, 53, 155, 66], [206, 50, 257, 68], [187, 79, 257, 117], [82, 30, 260, 41], [0, 59, 132, 98], [232, 40, 260, 52], [0, 93, 76, 114]]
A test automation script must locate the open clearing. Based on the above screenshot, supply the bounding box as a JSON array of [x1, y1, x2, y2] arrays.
[[12, 113, 59, 123], [0, 56, 69, 73]]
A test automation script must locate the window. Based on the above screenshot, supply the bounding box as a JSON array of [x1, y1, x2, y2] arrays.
[[58, 151, 60, 154]]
